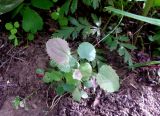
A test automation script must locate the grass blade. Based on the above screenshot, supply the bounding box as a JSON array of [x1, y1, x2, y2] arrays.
[[105, 6, 160, 26]]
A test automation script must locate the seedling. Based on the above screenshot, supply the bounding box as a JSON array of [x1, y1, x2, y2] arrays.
[[37, 38, 120, 102], [12, 96, 26, 110], [5, 21, 20, 46]]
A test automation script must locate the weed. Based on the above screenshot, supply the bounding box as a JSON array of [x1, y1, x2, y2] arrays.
[[36, 38, 120, 102], [5, 21, 20, 46]]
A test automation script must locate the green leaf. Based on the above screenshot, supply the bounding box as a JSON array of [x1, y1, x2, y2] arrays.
[[51, 12, 59, 20], [153, 0, 160, 6], [124, 49, 133, 66], [91, 14, 101, 27], [121, 43, 136, 50], [82, 0, 91, 6], [129, 60, 160, 68], [52, 0, 58, 3], [118, 36, 129, 42], [79, 62, 92, 81], [0, 0, 23, 15], [77, 42, 96, 61], [11, 3, 24, 18], [31, 0, 53, 10], [53, 17, 93, 40], [58, 17, 68, 26], [65, 72, 78, 85], [83, 81, 92, 88], [43, 71, 63, 83], [82, 0, 101, 9], [11, 28, 17, 35], [14, 21, 20, 28], [14, 38, 18, 46], [69, 56, 77, 68], [5, 23, 13, 30], [72, 88, 81, 102], [96, 65, 120, 92], [109, 40, 118, 51], [105, 6, 160, 26], [27, 33, 34, 41], [71, 0, 78, 14], [63, 84, 75, 92], [60, 0, 70, 15], [56, 85, 65, 95], [9, 35, 16, 40], [22, 7, 43, 33], [118, 46, 125, 56], [12, 96, 21, 109], [52, 27, 75, 39], [92, 0, 101, 9], [69, 17, 79, 26], [57, 63, 71, 72]]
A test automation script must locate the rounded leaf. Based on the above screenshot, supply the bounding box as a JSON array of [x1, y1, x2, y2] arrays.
[[96, 65, 120, 92], [80, 62, 92, 80], [27, 33, 34, 41], [14, 21, 20, 28], [43, 71, 63, 83], [11, 28, 17, 34], [77, 42, 96, 61], [46, 38, 71, 65], [22, 7, 43, 33], [9, 35, 16, 40], [5, 23, 13, 30], [51, 12, 59, 20]]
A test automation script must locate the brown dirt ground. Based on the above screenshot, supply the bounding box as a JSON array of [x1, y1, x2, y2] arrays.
[[0, 33, 160, 116]]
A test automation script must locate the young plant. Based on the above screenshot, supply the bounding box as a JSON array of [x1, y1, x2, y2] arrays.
[[12, 96, 26, 110], [5, 21, 20, 46], [1, 0, 54, 41], [37, 38, 120, 102]]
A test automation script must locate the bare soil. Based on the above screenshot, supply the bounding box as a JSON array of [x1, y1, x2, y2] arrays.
[[0, 33, 160, 116]]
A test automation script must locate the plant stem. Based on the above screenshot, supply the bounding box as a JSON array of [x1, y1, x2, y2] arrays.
[[101, 15, 113, 33]]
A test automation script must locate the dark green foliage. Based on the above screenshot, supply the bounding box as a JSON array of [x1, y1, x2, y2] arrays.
[[53, 17, 95, 39], [0, 0, 23, 15], [105, 35, 136, 66], [22, 7, 43, 34], [82, 0, 101, 9], [31, 0, 53, 10]]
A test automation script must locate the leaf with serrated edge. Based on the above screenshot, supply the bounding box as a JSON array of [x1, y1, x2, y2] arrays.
[[46, 38, 71, 65], [96, 65, 119, 92]]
